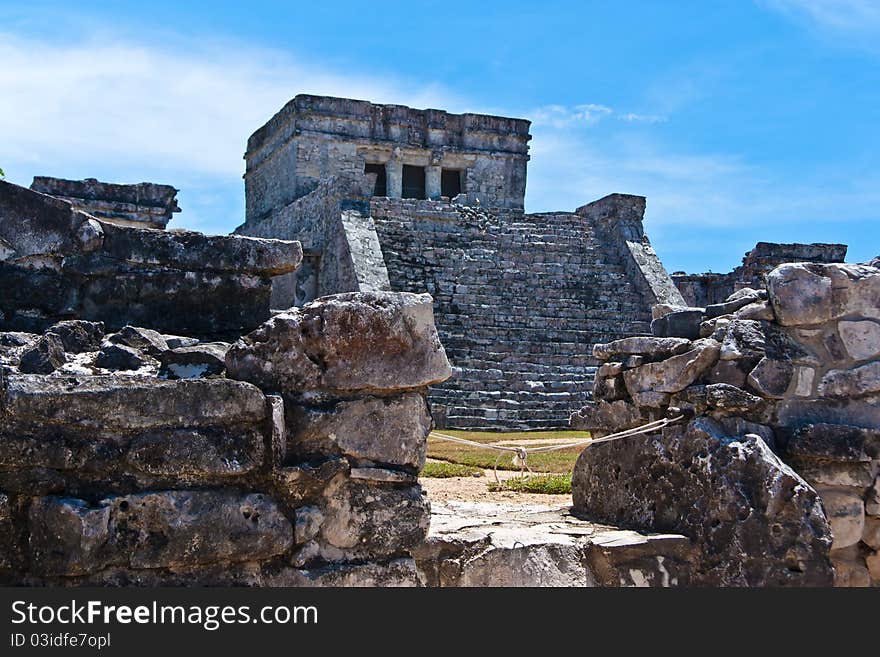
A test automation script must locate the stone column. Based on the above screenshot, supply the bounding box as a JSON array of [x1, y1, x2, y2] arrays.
[[386, 159, 402, 199], [426, 165, 442, 200]]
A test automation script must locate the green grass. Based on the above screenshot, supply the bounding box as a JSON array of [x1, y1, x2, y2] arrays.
[[427, 430, 590, 474], [420, 461, 483, 478], [488, 474, 573, 495]]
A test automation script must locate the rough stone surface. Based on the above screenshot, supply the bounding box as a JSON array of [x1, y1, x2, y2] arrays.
[[287, 393, 431, 469], [623, 339, 719, 395], [158, 342, 229, 379], [572, 418, 833, 586], [94, 343, 154, 371], [1, 180, 303, 337], [837, 320, 880, 361], [18, 333, 66, 374], [47, 320, 104, 353], [28, 491, 293, 575], [226, 291, 452, 396], [413, 501, 697, 587]]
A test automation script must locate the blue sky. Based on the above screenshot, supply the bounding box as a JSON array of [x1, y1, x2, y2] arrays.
[[1, 0, 878, 273]]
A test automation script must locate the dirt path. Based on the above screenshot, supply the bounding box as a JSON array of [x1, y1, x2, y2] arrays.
[[419, 460, 573, 506]]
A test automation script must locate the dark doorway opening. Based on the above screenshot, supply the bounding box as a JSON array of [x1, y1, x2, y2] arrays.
[[364, 163, 387, 197], [402, 165, 426, 199], [441, 169, 463, 199]]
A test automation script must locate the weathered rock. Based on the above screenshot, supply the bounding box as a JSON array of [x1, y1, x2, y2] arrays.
[[705, 383, 765, 414], [18, 333, 66, 374], [125, 427, 265, 478], [819, 489, 865, 550], [651, 308, 704, 340], [1, 374, 267, 434], [413, 501, 697, 588], [264, 558, 421, 587], [0, 332, 38, 348], [226, 291, 452, 396], [593, 336, 691, 361], [46, 320, 104, 353], [158, 342, 229, 379], [719, 319, 765, 361], [572, 417, 833, 586], [163, 335, 200, 349], [623, 339, 720, 395], [108, 325, 169, 356], [785, 423, 879, 463], [838, 320, 880, 361], [705, 359, 749, 387], [705, 294, 758, 319], [303, 476, 430, 562], [94, 343, 154, 371], [0, 493, 16, 570], [767, 263, 836, 326], [98, 221, 302, 276], [863, 518, 880, 550], [767, 262, 880, 326], [818, 361, 880, 398], [747, 357, 794, 398], [287, 393, 430, 469], [735, 300, 776, 321], [832, 554, 872, 587], [864, 551, 880, 581], [28, 491, 293, 575], [271, 459, 349, 507], [868, 477, 880, 516]]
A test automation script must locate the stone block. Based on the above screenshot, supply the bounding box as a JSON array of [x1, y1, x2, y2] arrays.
[[786, 423, 879, 462], [747, 357, 793, 398], [28, 490, 292, 576], [18, 333, 66, 374], [651, 308, 704, 340], [593, 336, 692, 361], [572, 417, 833, 586], [819, 489, 865, 550], [623, 338, 719, 395], [767, 263, 836, 326], [1, 375, 267, 435], [831, 554, 872, 587], [818, 361, 880, 398], [863, 517, 880, 550], [158, 342, 229, 379], [287, 393, 430, 469], [311, 477, 430, 562], [46, 320, 104, 353], [838, 320, 880, 361], [94, 343, 154, 371], [226, 291, 452, 396]]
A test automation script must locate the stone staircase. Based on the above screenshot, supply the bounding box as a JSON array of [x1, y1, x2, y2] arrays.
[[371, 200, 653, 429]]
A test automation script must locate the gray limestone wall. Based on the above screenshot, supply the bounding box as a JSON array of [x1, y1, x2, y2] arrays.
[[31, 177, 180, 230], [0, 181, 302, 338], [673, 242, 848, 307], [244, 94, 531, 222], [369, 195, 673, 429]]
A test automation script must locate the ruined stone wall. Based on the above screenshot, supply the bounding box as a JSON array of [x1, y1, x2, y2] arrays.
[[370, 194, 681, 429], [30, 177, 180, 230], [1, 181, 301, 337], [0, 292, 451, 586], [673, 242, 848, 307], [244, 94, 531, 223], [572, 261, 880, 586]]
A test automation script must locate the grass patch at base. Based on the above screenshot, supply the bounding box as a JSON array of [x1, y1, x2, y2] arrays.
[[428, 430, 590, 474], [420, 461, 483, 478], [487, 474, 572, 495]]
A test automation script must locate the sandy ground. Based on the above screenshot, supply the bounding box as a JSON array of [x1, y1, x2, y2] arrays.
[[419, 460, 573, 506]]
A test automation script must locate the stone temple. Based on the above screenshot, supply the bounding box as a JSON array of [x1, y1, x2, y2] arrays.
[[235, 94, 686, 430]]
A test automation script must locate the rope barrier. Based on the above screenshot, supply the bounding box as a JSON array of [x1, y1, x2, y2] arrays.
[[428, 415, 683, 481]]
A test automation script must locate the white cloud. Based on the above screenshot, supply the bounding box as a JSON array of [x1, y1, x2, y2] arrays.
[[619, 112, 667, 124], [762, 0, 880, 43], [0, 32, 464, 231]]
